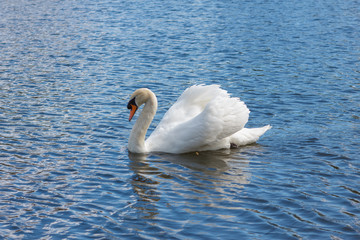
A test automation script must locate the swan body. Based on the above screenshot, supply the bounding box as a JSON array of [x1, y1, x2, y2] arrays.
[[127, 85, 271, 154]]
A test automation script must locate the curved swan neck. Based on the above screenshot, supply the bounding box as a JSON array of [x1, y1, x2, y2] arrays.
[[128, 90, 157, 153]]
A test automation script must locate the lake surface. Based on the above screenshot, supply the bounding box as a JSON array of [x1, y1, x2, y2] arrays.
[[1, 0, 359, 239]]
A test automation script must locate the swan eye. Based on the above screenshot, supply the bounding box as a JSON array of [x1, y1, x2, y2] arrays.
[[127, 97, 137, 109]]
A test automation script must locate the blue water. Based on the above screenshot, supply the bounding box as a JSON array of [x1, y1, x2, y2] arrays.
[[1, 0, 359, 239]]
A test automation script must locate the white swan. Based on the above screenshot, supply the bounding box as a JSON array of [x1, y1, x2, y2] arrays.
[[127, 85, 271, 154]]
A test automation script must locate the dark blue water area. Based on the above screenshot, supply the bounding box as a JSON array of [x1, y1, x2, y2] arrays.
[[1, 0, 359, 239]]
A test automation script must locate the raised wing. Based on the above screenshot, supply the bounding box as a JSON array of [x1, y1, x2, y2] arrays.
[[146, 85, 250, 153], [155, 85, 229, 129]]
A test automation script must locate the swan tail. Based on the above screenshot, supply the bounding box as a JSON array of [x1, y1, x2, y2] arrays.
[[230, 125, 272, 146]]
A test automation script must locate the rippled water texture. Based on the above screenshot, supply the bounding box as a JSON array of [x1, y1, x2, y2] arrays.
[[1, 0, 359, 239]]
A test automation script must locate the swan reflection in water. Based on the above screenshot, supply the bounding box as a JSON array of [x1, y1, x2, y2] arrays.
[[127, 145, 264, 219]]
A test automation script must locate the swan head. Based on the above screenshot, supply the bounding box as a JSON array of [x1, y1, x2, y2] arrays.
[[127, 88, 154, 121]]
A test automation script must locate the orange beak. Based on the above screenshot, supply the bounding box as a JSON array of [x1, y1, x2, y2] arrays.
[[128, 104, 138, 121]]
